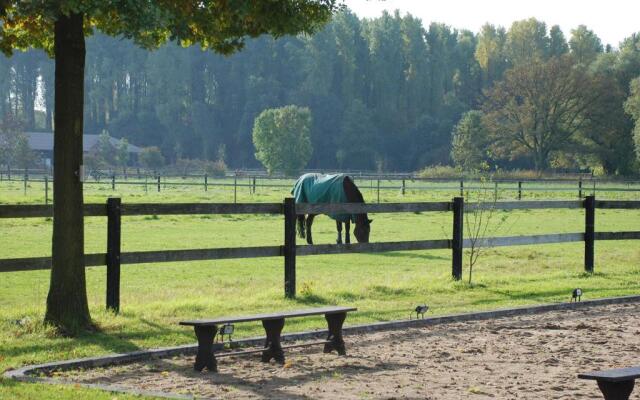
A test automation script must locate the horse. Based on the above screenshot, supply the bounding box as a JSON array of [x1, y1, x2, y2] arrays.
[[291, 173, 372, 245]]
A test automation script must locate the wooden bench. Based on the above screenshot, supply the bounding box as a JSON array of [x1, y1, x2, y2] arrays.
[[180, 306, 357, 372], [579, 367, 640, 400]]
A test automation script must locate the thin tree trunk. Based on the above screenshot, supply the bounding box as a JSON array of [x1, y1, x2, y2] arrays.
[[45, 12, 92, 333]]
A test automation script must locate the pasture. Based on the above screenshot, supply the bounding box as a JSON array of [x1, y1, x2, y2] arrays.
[[1, 179, 640, 399]]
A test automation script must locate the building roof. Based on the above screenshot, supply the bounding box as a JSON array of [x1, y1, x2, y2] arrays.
[[26, 132, 142, 154]]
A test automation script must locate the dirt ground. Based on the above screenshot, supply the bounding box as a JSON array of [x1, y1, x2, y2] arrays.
[[56, 302, 640, 399]]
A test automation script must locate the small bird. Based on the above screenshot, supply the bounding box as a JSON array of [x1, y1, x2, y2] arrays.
[[411, 304, 429, 319], [571, 288, 583, 302]]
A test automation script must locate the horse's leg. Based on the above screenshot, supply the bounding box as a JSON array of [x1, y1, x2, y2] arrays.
[[297, 215, 306, 239], [345, 220, 351, 244], [336, 221, 342, 244], [306, 214, 316, 245]]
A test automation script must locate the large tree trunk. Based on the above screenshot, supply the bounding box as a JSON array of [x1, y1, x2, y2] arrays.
[[45, 12, 92, 333]]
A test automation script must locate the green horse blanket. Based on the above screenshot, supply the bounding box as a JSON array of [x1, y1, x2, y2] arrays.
[[291, 173, 354, 222]]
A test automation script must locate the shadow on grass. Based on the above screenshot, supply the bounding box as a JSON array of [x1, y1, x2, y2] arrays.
[[477, 287, 577, 305], [0, 377, 18, 387], [294, 293, 332, 305], [366, 285, 413, 298], [2, 319, 191, 362], [378, 251, 448, 261]]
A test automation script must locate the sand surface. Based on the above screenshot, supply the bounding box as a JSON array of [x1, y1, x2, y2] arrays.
[[57, 302, 640, 399]]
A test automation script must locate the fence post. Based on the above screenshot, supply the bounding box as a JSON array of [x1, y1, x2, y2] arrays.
[[111, 174, 116, 190], [578, 178, 583, 199], [493, 181, 498, 201], [459, 180, 464, 197], [233, 176, 237, 203], [518, 181, 522, 200], [451, 197, 464, 281], [252, 177, 256, 194], [144, 176, 148, 193], [451, 197, 464, 280], [204, 174, 208, 192], [44, 176, 49, 204], [106, 197, 122, 312], [157, 175, 161, 192], [377, 179, 380, 203], [23, 173, 27, 195], [401, 179, 405, 195], [283, 197, 297, 298], [584, 195, 595, 273]]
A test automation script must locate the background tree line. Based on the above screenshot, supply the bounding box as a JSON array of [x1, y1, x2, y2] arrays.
[[1, 10, 640, 175]]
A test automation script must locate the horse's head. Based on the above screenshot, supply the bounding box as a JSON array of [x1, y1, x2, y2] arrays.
[[354, 216, 372, 243]]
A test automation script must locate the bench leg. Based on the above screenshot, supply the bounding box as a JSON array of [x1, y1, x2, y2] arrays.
[[597, 380, 635, 400], [324, 312, 347, 355], [261, 318, 285, 364], [194, 325, 218, 372]]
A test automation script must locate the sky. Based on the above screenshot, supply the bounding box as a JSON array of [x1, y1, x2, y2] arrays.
[[343, 0, 639, 47]]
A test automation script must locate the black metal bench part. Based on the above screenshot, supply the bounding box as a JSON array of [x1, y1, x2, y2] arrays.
[[180, 306, 357, 372], [578, 366, 640, 400]]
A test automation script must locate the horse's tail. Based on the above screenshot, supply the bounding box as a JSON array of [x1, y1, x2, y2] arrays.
[[297, 215, 306, 239]]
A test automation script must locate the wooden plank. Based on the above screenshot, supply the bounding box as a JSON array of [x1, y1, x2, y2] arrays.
[[0, 256, 51, 272], [595, 200, 640, 209], [0, 204, 107, 218], [592, 187, 640, 192], [121, 203, 282, 216], [578, 367, 640, 382], [466, 200, 583, 211], [585, 196, 595, 272], [106, 198, 122, 312], [0, 253, 106, 272], [463, 233, 584, 248], [83, 204, 108, 216], [180, 306, 357, 326], [283, 198, 296, 298], [296, 202, 450, 215], [120, 246, 282, 264], [296, 239, 450, 256], [451, 197, 464, 280], [595, 231, 640, 240], [0, 205, 52, 218]]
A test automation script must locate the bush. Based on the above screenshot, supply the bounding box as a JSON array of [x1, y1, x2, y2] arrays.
[[416, 165, 591, 181], [416, 165, 461, 179], [205, 159, 227, 177], [138, 146, 165, 172]]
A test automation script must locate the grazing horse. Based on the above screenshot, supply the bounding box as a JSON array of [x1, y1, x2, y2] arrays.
[[291, 173, 372, 245]]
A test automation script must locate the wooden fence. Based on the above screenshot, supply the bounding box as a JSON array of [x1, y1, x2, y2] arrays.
[[1, 197, 639, 312], [3, 172, 640, 205]]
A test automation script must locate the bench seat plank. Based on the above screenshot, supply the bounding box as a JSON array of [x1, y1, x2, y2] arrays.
[[179, 306, 357, 326], [579, 367, 640, 382]]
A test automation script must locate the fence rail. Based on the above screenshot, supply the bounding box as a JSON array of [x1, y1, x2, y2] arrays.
[[1, 197, 639, 311], [3, 171, 640, 205]]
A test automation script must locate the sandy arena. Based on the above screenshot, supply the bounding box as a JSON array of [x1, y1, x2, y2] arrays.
[[56, 302, 640, 399]]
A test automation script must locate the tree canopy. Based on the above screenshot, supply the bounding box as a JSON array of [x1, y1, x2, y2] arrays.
[[483, 56, 604, 170], [0, 0, 340, 333], [625, 77, 640, 162], [1, 13, 639, 176], [0, 1, 337, 55], [253, 105, 313, 175]]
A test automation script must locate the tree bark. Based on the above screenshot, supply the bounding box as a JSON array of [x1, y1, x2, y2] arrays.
[[45, 12, 92, 333]]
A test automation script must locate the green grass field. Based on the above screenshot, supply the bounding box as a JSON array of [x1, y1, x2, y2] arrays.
[[1, 180, 639, 399]]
